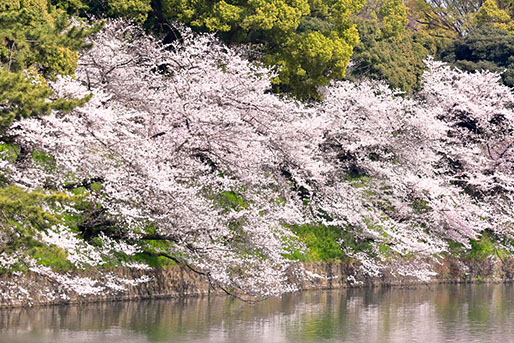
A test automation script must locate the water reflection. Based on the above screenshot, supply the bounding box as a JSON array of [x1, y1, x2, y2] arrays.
[[0, 284, 513, 343]]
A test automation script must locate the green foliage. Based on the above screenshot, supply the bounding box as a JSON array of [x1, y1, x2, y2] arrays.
[[468, 231, 498, 260], [32, 149, 57, 172], [377, 242, 391, 255], [51, 0, 87, 14], [132, 252, 176, 268], [267, 28, 359, 99], [410, 197, 432, 214], [161, 0, 310, 32], [28, 243, 74, 271], [378, 0, 408, 38], [0, 71, 90, 134], [160, 0, 364, 99], [0, 142, 19, 162], [440, 25, 514, 88], [446, 239, 466, 256], [406, 0, 514, 51], [444, 230, 512, 262], [107, 0, 152, 23], [474, 0, 511, 29], [359, 0, 408, 38], [0, 185, 160, 272], [289, 222, 375, 262], [347, 171, 371, 187], [440, 230, 510, 262], [0, 0, 96, 131], [0, 185, 71, 233], [216, 190, 248, 211], [0, 0, 93, 77], [0, 185, 179, 272], [348, 6, 435, 93], [0, 70, 46, 130], [0, 186, 83, 272], [290, 223, 346, 261], [465, 230, 512, 260]]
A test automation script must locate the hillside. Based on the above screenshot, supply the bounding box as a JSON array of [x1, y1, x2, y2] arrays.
[[0, 0, 513, 301]]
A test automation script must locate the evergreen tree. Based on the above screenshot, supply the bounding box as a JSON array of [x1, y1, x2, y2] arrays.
[[348, 0, 436, 92], [441, 25, 514, 87], [0, 0, 94, 132]]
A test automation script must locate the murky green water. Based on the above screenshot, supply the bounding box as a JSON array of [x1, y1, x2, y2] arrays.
[[1, 284, 513, 342]]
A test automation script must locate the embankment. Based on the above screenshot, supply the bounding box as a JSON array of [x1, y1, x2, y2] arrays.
[[1, 256, 513, 308]]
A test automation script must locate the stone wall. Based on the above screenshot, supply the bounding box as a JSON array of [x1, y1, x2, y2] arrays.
[[0, 267, 219, 308], [2, 256, 514, 308]]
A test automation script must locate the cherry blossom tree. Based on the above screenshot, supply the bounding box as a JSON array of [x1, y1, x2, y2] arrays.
[[420, 62, 514, 254], [313, 58, 514, 271], [2, 20, 513, 298], [5, 21, 317, 298]]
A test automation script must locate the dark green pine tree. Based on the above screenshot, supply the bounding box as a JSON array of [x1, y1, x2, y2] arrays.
[[441, 25, 514, 88], [0, 0, 97, 132]]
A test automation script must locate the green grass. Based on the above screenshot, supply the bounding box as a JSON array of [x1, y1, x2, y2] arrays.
[[289, 224, 346, 261], [467, 230, 507, 260], [0, 143, 19, 162], [216, 190, 248, 211], [31, 149, 56, 172], [28, 244, 74, 271]]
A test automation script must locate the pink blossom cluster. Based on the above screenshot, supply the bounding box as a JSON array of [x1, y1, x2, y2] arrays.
[[2, 21, 513, 296]]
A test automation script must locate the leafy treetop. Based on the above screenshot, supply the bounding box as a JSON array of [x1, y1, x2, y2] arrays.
[[160, 0, 365, 99], [0, 0, 95, 132]]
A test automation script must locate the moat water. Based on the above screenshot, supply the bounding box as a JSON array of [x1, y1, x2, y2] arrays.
[[1, 284, 513, 342]]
